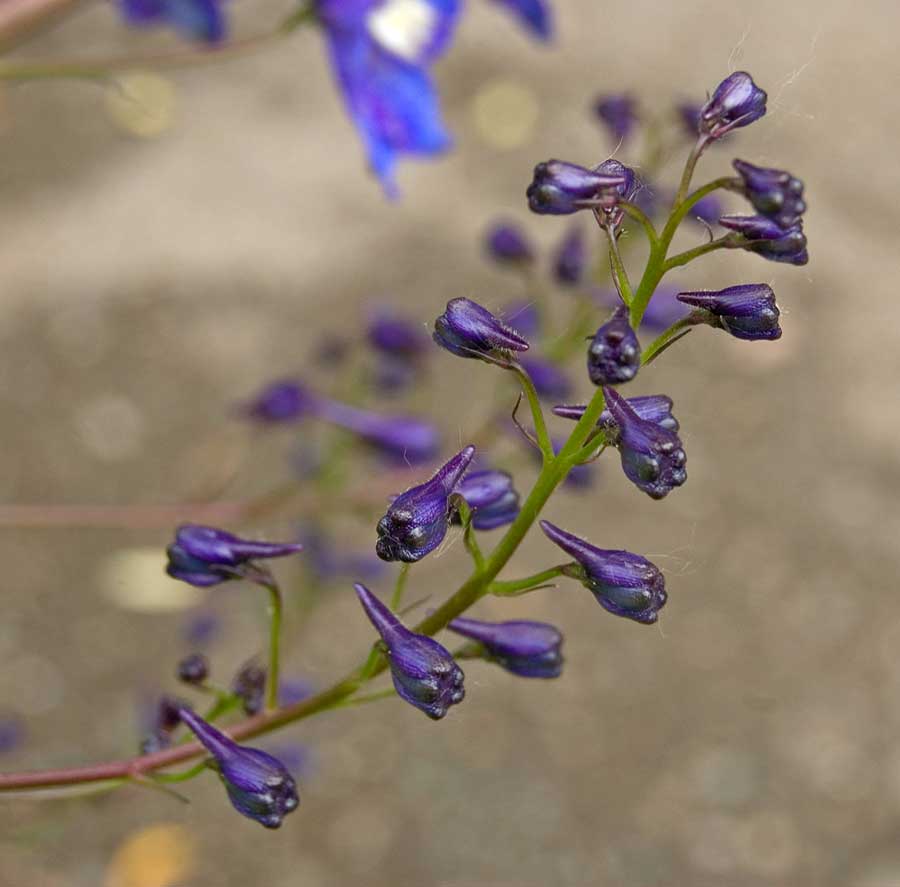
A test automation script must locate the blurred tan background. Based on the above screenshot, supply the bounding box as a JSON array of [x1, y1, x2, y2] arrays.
[[1, 0, 898, 885]]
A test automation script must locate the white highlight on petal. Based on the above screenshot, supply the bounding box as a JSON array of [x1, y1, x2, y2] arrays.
[[367, 0, 438, 63]]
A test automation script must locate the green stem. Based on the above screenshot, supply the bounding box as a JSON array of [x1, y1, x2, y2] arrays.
[[489, 565, 568, 596], [641, 317, 698, 366], [664, 237, 732, 271], [510, 364, 554, 462], [151, 762, 209, 784], [673, 135, 710, 207], [390, 563, 411, 612], [454, 499, 486, 570], [259, 578, 283, 711], [605, 227, 633, 304]]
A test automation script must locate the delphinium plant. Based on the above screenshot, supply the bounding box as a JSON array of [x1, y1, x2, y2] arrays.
[[0, 70, 808, 829]]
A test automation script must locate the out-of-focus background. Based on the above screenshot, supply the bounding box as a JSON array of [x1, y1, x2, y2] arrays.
[[1, 1, 897, 885]]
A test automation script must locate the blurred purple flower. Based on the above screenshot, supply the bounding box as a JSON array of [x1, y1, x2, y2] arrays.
[[117, 0, 227, 43]]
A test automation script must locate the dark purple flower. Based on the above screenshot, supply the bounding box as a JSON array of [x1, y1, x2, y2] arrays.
[[603, 386, 686, 499], [448, 616, 563, 678], [487, 0, 552, 39], [677, 284, 781, 341], [177, 653, 210, 685], [316, 400, 440, 464], [166, 525, 303, 587], [500, 300, 541, 340], [376, 445, 475, 562], [485, 222, 535, 264], [540, 520, 668, 624], [676, 101, 702, 137], [553, 393, 679, 433], [732, 159, 806, 228], [719, 214, 809, 265], [587, 305, 641, 386], [520, 356, 573, 400], [367, 309, 430, 357], [553, 224, 587, 286], [593, 94, 638, 144], [232, 659, 267, 716], [240, 380, 319, 424], [354, 583, 465, 719], [452, 469, 520, 530], [179, 707, 299, 828], [433, 298, 530, 363], [592, 158, 638, 229], [318, 0, 461, 194], [699, 71, 767, 140], [117, 0, 227, 43], [526, 159, 627, 215]]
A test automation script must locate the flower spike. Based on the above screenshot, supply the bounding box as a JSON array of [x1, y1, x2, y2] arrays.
[[354, 584, 465, 719]]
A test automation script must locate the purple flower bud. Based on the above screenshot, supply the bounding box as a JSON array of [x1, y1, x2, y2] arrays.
[[552, 225, 587, 285], [240, 380, 319, 424], [593, 159, 639, 229], [526, 159, 627, 215], [700, 71, 767, 139], [354, 584, 465, 719], [433, 298, 530, 363], [540, 521, 668, 624], [676, 101, 702, 137], [315, 400, 440, 465], [177, 653, 210, 685], [677, 284, 781, 341], [587, 306, 641, 386], [554, 394, 679, 433], [179, 707, 299, 829], [602, 387, 686, 499], [485, 222, 535, 264], [500, 301, 541, 340], [448, 616, 563, 678], [139, 694, 187, 754], [719, 214, 809, 265], [376, 445, 476, 562], [367, 310, 430, 357], [732, 159, 806, 228], [593, 94, 638, 144], [452, 469, 520, 530], [520, 356, 573, 400], [232, 659, 267, 716]]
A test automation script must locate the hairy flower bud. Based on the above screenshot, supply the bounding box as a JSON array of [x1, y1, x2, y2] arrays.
[[593, 94, 638, 144], [677, 284, 781, 341], [732, 159, 806, 228], [376, 445, 476, 562], [433, 298, 530, 363], [448, 616, 563, 677], [166, 525, 303, 587], [453, 469, 520, 530], [587, 306, 641, 385], [179, 708, 299, 829], [700, 71, 767, 139], [485, 221, 535, 264], [719, 214, 809, 265], [540, 521, 668, 624], [177, 653, 210, 685], [354, 584, 465, 719], [602, 386, 686, 499], [552, 224, 587, 286], [553, 394, 679, 433], [526, 159, 627, 215]]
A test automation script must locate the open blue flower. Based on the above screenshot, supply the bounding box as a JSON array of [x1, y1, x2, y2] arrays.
[[318, 0, 461, 195]]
